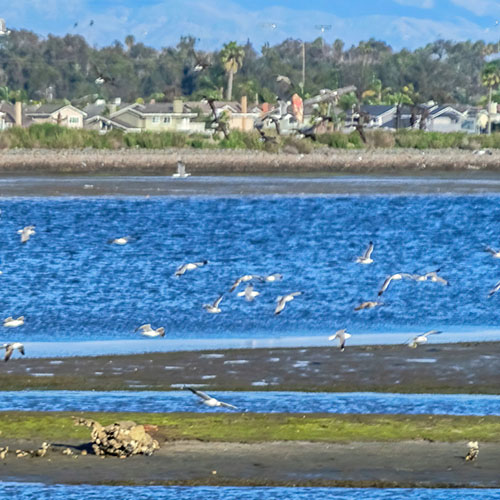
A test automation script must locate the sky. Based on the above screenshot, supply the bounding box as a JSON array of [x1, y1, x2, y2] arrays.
[[1, 0, 500, 52]]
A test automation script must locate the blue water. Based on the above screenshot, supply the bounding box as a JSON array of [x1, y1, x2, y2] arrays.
[[2, 193, 500, 347], [1, 484, 500, 500], [1, 391, 499, 415]]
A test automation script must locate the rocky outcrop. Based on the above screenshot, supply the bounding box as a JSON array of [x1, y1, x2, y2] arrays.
[[75, 418, 159, 457]]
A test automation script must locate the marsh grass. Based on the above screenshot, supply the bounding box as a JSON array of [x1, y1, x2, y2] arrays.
[[2, 123, 500, 151], [1, 412, 499, 443]]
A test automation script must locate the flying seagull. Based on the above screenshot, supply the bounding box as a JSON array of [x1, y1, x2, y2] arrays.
[[0, 342, 25, 361], [229, 274, 259, 292], [274, 291, 302, 315], [465, 441, 479, 461], [258, 273, 283, 283], [356, 242, 374, 264], [237, 284, 260, 302], [18, 226, 35, 244], [175, 260, 208, 277], [135, 324, 165, 338], [378, 273, 415, 296], [407, 330, 442, 348], [354, 301, 383, 311], [203, 294, 223, 314], [328, 329, 351, 351], [421, 269, 449, 286], [3, 316, 25, 328], [185, 386, 238, 410], [108, 235, 136, 245], [488, 280, 500, 297], [485, 246, 500, 258], [172, 160, 191, 178]]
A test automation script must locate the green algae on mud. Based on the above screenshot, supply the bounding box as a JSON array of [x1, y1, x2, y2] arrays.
[[2, 412, 500, 443], [1, 343, 499, 394]]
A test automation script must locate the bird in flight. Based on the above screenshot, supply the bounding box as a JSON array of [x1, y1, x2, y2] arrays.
[[0, 342, 24, 362], [328, 329, 351, 351], [203, 294, 223, 314], [485, 246, 500, 258], [185, 386, 238, 410], [258, 273, 283, 283], [354, 301, 383, 311], [356, 242, 374, 264], [407, 330, 442, 348], [274, 292, 302, 315], [108, 235, 136, 245], [175, 260, 208, 277], [237, 284, 260, 302], [18, 226, 35, 244], [378, 273, 414, 296], [3, 316, 25, 328], [488, 280, 500, 297], [229, 274, 259, 292], [135, 324, 165, 338]]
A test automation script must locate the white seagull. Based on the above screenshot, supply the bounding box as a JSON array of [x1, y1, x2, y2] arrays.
[[328, 329, 351, 351], [407, 330, 442, 348], [203, 294, 223, 313], [488, 280, 500, 297], [485, 246, 500, 258], [175, 260, 208, 277], [18, 226, 35, 244], [229, 274, 259, 292], [185, 386, 238, 410], [354, 301, 383, 311], [274, 291, 302, 315], [108, 235, 136, 245], [258, 273, 283, 283], [172, 161, 191, 178], [0, 342, 25, 361], [421, 269, 449, 286], [3, 316, 25, 328], [135, 324, 165, 337], [356, 242, 374, 264], [237, 284, 260, 302], [378, 273, 414, 296]]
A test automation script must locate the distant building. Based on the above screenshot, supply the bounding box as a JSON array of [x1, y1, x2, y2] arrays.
[[26, 103, 87, 128]]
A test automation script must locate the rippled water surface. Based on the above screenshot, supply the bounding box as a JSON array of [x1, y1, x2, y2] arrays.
[[2, 390, 499, 415], [2, 178, 500, 347], [3, 484, 500, 500]]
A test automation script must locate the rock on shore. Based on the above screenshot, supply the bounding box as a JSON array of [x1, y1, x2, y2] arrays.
[[75, 418, 159, 457]]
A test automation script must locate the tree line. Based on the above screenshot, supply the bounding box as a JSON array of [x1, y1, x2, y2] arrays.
[[0, 29, 499, 107]]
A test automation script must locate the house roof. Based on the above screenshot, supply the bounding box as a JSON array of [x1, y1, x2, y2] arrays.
[[27, 103, 87, 117]]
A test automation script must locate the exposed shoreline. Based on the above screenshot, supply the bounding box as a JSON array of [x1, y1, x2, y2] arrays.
[[1, 148, 500, 175], [1, 342, 498, 393]]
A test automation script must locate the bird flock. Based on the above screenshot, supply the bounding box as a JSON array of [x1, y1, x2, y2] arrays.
[[2, 222, 498, 364]]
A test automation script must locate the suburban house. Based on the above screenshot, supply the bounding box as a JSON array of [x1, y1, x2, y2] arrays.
[[26, 103, 87, 128], [421, 103, 466, 133], [185, 97, 262, 132], [108, 100, 205, 133], [0, 101, 28, 129], [83, 100, 139, 133]]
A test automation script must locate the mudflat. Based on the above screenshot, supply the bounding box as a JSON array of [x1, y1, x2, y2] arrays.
[[1, 342, 498, 393], [0, 439, 497, 488]]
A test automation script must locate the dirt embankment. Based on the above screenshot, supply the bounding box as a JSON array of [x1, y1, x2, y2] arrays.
[[1, 148, 500, 174]]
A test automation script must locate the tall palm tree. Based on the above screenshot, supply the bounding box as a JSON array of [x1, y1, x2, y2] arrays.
[[482, 62, 500, 134], [220, 41, 245, 101]]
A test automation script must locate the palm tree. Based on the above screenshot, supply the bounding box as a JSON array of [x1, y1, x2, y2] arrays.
[[125, 35, 135, 52], [220, 41, 245, 101], [482, 62, 500, 134]]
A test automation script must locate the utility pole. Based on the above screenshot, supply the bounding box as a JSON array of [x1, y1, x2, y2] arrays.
[[301, 41, 305, 94]]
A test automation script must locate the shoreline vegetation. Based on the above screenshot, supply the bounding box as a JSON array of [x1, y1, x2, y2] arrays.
[[1, 125, 500, 174]]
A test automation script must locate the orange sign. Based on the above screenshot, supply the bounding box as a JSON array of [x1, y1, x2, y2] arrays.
[[292, 93, 303, 123]]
